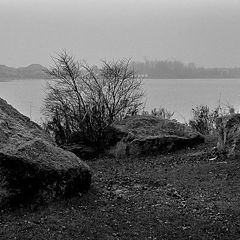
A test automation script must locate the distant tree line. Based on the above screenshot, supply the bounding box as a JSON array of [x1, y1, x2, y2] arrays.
[[132, 60, 240, 79]]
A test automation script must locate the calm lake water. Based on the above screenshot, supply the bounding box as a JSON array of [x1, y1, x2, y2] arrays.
[[0, 79, 240, 123]]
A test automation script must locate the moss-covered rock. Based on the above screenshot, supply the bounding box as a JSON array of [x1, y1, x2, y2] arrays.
[[107, 115, 204, 157], [0, 98, 91, 207]]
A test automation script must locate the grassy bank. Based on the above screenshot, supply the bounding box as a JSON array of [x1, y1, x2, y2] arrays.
[[1, 142, 240, 239]]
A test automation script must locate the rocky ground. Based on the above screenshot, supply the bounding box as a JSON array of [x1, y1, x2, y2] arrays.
[[1, 140, 240, 240]]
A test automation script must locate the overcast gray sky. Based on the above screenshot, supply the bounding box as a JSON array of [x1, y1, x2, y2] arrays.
[[0, 0, 240, 68]]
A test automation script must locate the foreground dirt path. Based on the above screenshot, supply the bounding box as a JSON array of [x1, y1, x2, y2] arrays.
[[1, 143, 240, 239]]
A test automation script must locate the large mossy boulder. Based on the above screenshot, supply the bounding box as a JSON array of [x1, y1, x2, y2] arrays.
[[216, 113, 240, 158], [0, 98, 91, 207], [106, 115, 204, 157]]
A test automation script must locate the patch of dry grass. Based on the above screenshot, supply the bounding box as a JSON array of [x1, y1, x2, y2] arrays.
[[1, 143, 240, 239]]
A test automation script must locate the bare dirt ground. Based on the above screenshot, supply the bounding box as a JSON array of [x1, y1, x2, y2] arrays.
[[1, 142, 240, 240]]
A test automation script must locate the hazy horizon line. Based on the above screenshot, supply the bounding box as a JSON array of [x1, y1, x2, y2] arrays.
[[1, 59, 240, 69]]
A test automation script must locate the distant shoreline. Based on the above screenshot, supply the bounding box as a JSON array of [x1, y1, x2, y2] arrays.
[[0, 78, 49, 82], [1, 61, 240, 80], [1, 77, 240, 82], [142, 77, 240, 79]]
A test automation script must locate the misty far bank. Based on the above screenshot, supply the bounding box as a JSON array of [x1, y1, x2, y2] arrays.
[[131, 60, 240, 79], [1, 59, 240, 80]]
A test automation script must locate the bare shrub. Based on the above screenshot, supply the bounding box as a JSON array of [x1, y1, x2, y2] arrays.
[[142, 107, 174, 120], [189, 104, 234, 135], [42, 51, 144, 149]]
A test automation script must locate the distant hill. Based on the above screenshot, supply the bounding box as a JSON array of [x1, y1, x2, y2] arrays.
[[0, 64, 48, 80]]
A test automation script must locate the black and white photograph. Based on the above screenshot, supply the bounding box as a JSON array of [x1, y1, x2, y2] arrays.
[[0, 0, 240, 239]]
